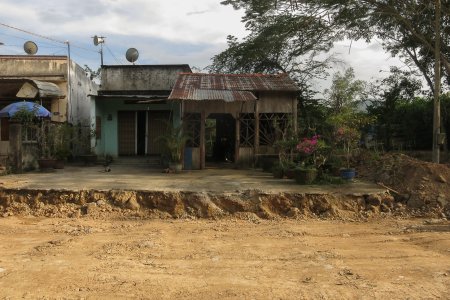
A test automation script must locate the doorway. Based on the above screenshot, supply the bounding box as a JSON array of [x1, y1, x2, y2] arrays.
[[137, 111, 146, 155], [206, 113, 235, 165]]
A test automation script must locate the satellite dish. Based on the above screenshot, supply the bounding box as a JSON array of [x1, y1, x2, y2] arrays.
[[125, 48, 139, 63], [93, 35, 104, 46], [24, 41, 38, 55]]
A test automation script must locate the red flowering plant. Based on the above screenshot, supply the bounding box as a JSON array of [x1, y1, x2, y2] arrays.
[[296, 135, 327, 169]]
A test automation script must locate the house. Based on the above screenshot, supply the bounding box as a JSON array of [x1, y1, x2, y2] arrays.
[[0, 55, 98, 167], [93, 64, 192, 158], [168, 73, 299, 169]]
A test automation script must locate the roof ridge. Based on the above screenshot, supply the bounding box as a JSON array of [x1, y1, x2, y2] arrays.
[[178, 72, 288, 77]]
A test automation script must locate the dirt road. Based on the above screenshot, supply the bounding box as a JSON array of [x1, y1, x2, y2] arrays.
[[0, 217, 449, 299]]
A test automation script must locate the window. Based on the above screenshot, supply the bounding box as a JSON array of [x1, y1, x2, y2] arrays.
[[23, 126, 37, 143], [1, 118, 9, 141]]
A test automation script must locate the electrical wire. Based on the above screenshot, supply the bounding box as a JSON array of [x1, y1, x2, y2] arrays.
[[105, 44, 122, 64], [0, 22, 98, 53]]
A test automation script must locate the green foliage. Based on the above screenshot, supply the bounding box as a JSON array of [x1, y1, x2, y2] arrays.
[[155, 122, 190, 163], [13, 105, 37, 125], [210, 0, 341, 90], [367, 67, 423, 150], [219, 0, 450, 90], [324, 68, 366, 113]]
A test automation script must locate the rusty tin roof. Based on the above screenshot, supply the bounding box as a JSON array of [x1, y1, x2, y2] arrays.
[[168, 73, 298, 101]]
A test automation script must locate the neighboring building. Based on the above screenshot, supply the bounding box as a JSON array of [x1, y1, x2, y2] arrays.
[[93, 64, 192, 158], [168, 73, 299, 169], [0, 55, 98, 163]]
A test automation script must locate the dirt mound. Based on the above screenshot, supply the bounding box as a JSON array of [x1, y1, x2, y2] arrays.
[[0, 189, 398, 221], [358, 153, 450, 216]]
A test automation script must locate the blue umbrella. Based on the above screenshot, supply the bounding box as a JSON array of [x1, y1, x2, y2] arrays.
[[0, 101, 51, 118]]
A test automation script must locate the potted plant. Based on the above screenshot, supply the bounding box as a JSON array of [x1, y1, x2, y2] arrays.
[[52, 123, 74, 169], [328, 109, 373, 181], [34, 120, 58, 170], [273, 118, 298, 178], [335, 125, 360, 180], [293, 135, 323, 184], [155, 122, 190, 173]]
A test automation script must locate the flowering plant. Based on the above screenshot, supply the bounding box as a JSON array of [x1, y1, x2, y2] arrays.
[[335, 125, 359, 169], [296, 135, 320, 155], [296, 135, 326, 169]]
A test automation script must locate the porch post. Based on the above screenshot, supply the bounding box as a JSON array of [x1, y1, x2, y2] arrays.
[[235, 114, 240, 164], [254, 100, 259, 163], [9, 120, 22, 173], [292, 96, 298, 134], [200, 110, 206, 169]]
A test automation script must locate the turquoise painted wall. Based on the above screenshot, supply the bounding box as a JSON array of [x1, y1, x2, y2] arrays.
[[94, 99, 181, 157]]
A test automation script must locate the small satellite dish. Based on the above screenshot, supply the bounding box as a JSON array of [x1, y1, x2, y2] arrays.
[[24, 41, 38, 55], [93, 35, 105, 46], [125, 48, 139, 63]]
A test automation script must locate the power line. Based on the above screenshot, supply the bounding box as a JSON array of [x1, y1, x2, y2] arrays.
[[0, 22, 97, 53], [0, 22, 65, 44], [105, 44, 122, 64]]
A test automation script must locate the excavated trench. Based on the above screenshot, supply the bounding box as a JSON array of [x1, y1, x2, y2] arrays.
[[0, 188, 403, 220]]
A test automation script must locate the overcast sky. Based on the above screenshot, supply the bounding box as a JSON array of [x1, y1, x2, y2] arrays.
[[0, 0, 404, 93]]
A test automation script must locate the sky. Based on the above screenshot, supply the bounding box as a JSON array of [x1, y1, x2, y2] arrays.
[[0, 0, 404, 94]]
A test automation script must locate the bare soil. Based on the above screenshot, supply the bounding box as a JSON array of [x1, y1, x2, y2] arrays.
[[0, 154, 449, 298], [358, 153, 450, 215], [0, 216, 449, 299]]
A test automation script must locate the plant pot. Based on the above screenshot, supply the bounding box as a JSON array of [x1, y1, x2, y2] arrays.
[[53, 159, 65, 169], [38, 159, 56, 170], [294, 168, 318, 184], [284, 168, 295, 179], [340, 168, 356, 180], [272, 166, 284, 179], [169, 162, 183, 173]]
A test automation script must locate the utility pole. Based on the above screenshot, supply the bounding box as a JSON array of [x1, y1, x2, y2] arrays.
[[432, 0, 441, 163]]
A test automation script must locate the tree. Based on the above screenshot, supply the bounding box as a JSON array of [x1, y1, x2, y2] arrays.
[[210, 1, 342, 89], [220, 0, 450, 88], [367, 67, 422, 150], [324, 68, 366, 113], [220, 0, 448, 161]]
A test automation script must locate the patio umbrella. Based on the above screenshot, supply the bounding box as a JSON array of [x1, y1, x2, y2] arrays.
[[0, 101, 51, 118]]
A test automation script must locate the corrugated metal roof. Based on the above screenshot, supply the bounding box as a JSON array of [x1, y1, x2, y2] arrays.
[[170, 88, 256, 102], [168, 73, 298, 101]]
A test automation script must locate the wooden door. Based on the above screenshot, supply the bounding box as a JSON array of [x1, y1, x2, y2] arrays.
[[118, 111, 136, 155], [147, 111, 171, 155]]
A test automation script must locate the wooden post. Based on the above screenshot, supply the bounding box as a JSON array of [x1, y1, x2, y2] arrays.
[[254, 101, 259, 164], [235, 114, 240, 164], [292, 96, 298, 134], [200, 110, 206, 169], [9, 120, 22, 173]]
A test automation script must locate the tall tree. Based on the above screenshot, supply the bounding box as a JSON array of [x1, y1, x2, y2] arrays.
[[218, 0, 450, 89], [368, 67, 422, 150], [324, 67, 366, 113], [210, 0, 342, 90]]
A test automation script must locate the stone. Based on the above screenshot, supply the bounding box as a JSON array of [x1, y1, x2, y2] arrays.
[[126, 198, 140, 211], [407, 195, 425, 209], [287, 207, 300, 218], [85, 202, 98, 215], [437, 194, 447, 207], [437, 175, 447, 183], [366, 195, 382, 206], [96, 200, 107, 206], [380, 204, 391, 213]]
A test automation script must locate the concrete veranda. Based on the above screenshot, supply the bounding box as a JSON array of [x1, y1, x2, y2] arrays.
[[0, 163, 386, 195]]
